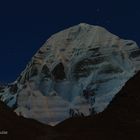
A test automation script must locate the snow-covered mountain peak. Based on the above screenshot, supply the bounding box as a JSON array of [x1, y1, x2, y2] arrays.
[[0, 23, 140, 126]]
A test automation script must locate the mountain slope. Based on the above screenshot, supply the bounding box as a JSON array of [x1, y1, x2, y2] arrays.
[[54, 71, 140, 140]]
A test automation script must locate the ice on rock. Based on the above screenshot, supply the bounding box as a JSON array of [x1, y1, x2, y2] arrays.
[[0, 23, 140, 125]]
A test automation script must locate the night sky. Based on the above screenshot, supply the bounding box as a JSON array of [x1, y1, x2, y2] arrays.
[[0, 0, 140, 83]]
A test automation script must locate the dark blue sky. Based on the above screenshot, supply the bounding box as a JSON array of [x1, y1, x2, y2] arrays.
[[0, 0, 140, 83]]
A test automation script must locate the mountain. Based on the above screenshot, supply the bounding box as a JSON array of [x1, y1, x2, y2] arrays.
[[0, 23, 140, 125], [53, 71, 140, 140]]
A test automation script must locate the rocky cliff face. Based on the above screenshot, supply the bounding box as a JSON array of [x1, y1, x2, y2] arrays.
[[0, 23, 140, 125]]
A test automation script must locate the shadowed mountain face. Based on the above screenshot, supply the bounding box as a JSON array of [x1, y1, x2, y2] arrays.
[[53, 71, 140, 140]]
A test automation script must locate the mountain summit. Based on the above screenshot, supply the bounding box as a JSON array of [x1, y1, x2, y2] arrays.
[[0, 23, 140, 125]]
